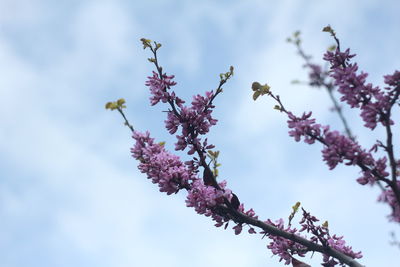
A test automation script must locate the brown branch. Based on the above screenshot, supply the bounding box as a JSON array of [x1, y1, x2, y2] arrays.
[[218, 205, 365, 267], [117, 107, 135, 133]]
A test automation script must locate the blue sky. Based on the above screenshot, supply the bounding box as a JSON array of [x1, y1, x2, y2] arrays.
[[1, 0, 400, 266]]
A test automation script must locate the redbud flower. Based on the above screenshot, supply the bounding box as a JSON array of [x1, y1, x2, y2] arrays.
[[324, 48, 392, 130], [131, 131, 194, 195]]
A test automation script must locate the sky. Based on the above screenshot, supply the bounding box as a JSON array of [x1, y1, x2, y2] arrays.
[[1, 0, 400, 266]]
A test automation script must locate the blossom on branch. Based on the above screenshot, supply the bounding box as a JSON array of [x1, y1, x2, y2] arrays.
[[265, 209, 362, 266], [131, 131, 194, 194], [286, 111, 389, 185], [324, 48, 393, 129], [378, 181, 400, 223], [146, 71, 178, 106]]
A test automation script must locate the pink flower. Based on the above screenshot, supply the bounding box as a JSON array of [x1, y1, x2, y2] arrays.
[[384, 70, 400, 87], [378, 181, 400, 223], [131, 131, 194, 195], [324, 48, 392, 130], [145, 71, 177, 106]]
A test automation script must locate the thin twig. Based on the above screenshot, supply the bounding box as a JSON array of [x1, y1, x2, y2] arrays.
[[117, 107, 135, 133]]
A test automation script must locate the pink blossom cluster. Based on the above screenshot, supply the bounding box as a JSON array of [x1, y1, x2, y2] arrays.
[[168, 91, 217, 154], [131, 130, 194, 194], [264, 209, 361, 266], [185, 179, 231, 224], [131, 130, 258, 234], [146, 71, 217, 155], [139, 67, 257, 235], [323, 48, 393, 130], [287, 111, 389, 184], [378, 180, 400, 223], [265, 218, 307, 265], [307, 63, 327, 87], [185, 179, 258, 232], [299, 209, 362, 266], [146, 71, 179, 106], [323, 236, 362, 266], [384, 70, 400, 87]]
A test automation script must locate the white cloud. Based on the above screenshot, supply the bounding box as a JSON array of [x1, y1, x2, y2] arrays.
[[0, 0, 43, 26]]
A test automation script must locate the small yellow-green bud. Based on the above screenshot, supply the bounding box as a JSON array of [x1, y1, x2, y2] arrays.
[[328, 45, 336, 51], [274, 105, 281, 111], [291, 79, 300, 84], [322, 25, 331, 32], [260, 84, 270, 93], [252, 91, 261, 101], [322, 25, 335, 35], [288, 201, 301, 226], [105, 99, 126, 111], [140, 38, 152, 49], [105, 102, 118, 110], [322, 221, 329, 228], [292, 201, 301, 212], [105, 102, 113, 109], [117, 98, 126, 106], [155, 43, 162, 50], [213, 169, 219, 177], [207, 150, 220, 158], [251, 82, 261, 91]]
